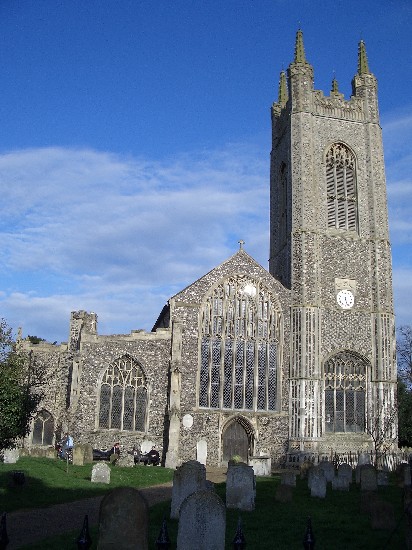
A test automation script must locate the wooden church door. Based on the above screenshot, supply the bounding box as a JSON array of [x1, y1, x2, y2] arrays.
[[222, 421, 249, 463]]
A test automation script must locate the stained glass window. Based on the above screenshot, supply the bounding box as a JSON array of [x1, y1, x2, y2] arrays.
[[32, 409, 54, 445], [199, 277, 280, 411], [324, 351, 366, 433], [98, 356, 147, 431]]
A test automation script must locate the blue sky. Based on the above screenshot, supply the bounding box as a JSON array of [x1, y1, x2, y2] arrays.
[[0, 0, 411, 342]]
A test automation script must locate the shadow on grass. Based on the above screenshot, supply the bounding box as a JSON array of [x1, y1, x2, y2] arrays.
[[0, 457, 173, 513], [15, 474, 408, 550]]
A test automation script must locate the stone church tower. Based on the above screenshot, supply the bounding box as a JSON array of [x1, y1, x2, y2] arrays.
[[270, 31, 396, 454]]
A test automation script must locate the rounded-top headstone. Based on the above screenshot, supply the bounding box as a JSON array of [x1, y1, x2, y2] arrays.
[[177, 490, 225, 550], [182, 414, 193, 428], [98, 487, 149, 550]]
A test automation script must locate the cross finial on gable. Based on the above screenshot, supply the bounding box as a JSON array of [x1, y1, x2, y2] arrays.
[[238, 239, 245, 250]]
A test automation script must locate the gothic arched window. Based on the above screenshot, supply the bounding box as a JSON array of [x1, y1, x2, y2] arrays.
[[324, 351, 367, 433], [326, 143, 358, 231], [32, 409, 54, 445], [199, 277, 281, 411], [98, 356, 147, 431]]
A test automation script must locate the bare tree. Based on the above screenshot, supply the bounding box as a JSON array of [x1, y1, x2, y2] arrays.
[[364, 406, 398, 467]]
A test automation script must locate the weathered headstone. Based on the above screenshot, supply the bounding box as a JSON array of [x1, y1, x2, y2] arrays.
[[404, 465, 412, 487], [370, 500, 396, 530], [73, 443, 93, 465], [337, 463, 352, 483], [331, 475, 350, 491], [406, 501, 412, 549], [308, 465, 321, 489], [46, 447, 57, 459], [73, 445, 85, 466], [377, 470, 389, 486], [3, 448, 19, 464], [176, 490, 225, 550], [318, 460, 334, 482], [275, 484, 293, 503], [83, 443, 94, 464], [91, 462, 111, 484], [358, 452, 371, 466], [196, 440, 207, 465], [141, 441, 155, 454], [300, 460, 313, 479], [171, 460, 207, 519], [249, 456, 271, 476], [97, 487, 148, 549], [361, 465, 377, 492], [281, 471, 297, 487], [310, 469, 326, 498], [226, 463, 255, 511], [117, 454, 135, 468]]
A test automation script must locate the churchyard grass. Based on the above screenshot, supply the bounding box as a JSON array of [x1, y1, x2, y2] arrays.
[[0, 456, 173, 512], [11, 463, 406, 549]]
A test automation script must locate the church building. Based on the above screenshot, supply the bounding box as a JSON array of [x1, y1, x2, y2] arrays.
[[22, 31, 397, 468]]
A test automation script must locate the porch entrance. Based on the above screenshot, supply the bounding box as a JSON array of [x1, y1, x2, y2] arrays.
[[222, 419, 251, 463]]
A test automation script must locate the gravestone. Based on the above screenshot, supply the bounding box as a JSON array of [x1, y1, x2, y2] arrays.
[[83, 443, 94, 464], [357, 463, 375, 484], [46, 447, 57, 459], [300, 460, 313, 479], [361, 466, 377, 492], [404, 465, 412, 487], [171, 460, 207, 519], [308, 465, 321, 490], [318, 460, 334, 482], [3, 448, 19, 464], [117, 454, 135, 468], [249, 456, 271, 476], [331, 475, 350, 491], [91, 462, 111, 484], [196, 440, 207, 465], [377, 471, 389, 486], [281, 472, 297, 487], [275, 484, 293, 503], [406, 501, 412, 549], [73, 445, 85, 466], [337, 463, 352, 483], [98, 487, 148, 549], [358, 452, 371, 466], [370, 500, 396, 530], [310, 469, 326, 498], [141, 441, 155, 454], [177, 490, 225, 550], [226, 463, 256, 511]]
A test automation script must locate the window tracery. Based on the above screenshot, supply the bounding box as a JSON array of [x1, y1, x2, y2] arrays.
[[32, 409, 54, 446], [326, 143, 358, 231], [98, 356, 147, 431], [199, 276, 281, 411], [324, 351, 367, 433]]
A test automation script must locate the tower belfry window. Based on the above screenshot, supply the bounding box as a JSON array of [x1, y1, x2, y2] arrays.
[[199, 276, 281, 412], [326, 143, 358, 231]]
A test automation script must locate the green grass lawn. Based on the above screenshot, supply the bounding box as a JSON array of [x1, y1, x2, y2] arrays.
[[1, 458, 407, 549], [0, 456, 173, 512]]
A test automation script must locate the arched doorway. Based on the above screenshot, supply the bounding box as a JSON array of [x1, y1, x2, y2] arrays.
[[222, 417, 254, 463]]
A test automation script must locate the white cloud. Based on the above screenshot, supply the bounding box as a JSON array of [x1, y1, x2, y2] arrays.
[[1, 111, 412, 343], [0, 144, 269, 341]]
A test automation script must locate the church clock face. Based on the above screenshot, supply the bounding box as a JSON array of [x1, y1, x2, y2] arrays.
[[336, 289, 355, 310]]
